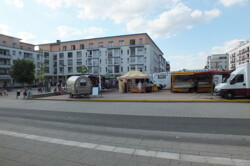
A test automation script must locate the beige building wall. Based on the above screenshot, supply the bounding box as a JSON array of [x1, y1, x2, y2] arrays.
[[39, 33, 162, 55]]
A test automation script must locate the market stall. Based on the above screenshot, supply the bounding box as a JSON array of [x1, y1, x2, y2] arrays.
[[117, 70, 150, 93]]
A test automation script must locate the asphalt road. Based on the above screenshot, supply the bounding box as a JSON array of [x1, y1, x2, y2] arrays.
[[1, 107, 250, 137]]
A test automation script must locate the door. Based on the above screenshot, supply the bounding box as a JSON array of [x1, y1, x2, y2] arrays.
[[228, 74, 246, 96]]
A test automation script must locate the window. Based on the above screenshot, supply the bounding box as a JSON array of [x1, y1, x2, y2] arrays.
[[114, 49, 120, 57], [13, 43, 17, 48], [77, 59, 82, 66], [59, 53, 64, 59], [68, 52, 73, 58], [12, 51, 16, 56], [80, 44, 84, 49], [114, 66, 119, 73], [121, 67, 123, 72], [98, 42, 104, 48], [119, 40, 124, 46], [68, 67, 73, 73], [137, 47, 143, 55], [71, 45, 75, 50], [145, 66, 147, 71], [79, 79, 87, 86], [63, 46, 67, 51], [127, 67, 129, 71], [130, 39, 135, 45], [89, 43, 94, 49], [121, 50, 123, 54], [108, 41, 114, 47], [139, 38, 143, 45], [131, 66, 135, 70], [127, 49, 129, 55], [236, 74, 244, 83], [2, 41, 6, 46], [68, 59, 73, 66], [77, 51, 82, 58]]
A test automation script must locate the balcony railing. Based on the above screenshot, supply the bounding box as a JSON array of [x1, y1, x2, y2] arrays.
[[0, 64, 11, 68], [0, 54, 11, 59]]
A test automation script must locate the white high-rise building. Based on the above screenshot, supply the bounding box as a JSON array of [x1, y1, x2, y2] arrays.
[[0, 34, 37, 87], [38, 33, 167, 85], [206, 54, 229, 71], [228, 40, 250, 70]]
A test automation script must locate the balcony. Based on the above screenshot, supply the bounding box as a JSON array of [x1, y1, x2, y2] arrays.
[[0, 74, 11, 79], [0, 64, 11, 68], [0, 54, 11, 59]]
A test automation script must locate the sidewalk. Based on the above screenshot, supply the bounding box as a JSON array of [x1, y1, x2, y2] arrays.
[[36, 89, 250, 102]]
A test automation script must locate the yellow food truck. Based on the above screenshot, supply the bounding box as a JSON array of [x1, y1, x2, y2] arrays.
[[171, 71, 231, 93]]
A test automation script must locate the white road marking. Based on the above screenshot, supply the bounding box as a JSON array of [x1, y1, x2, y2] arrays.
[[0, 130, 249, 166]]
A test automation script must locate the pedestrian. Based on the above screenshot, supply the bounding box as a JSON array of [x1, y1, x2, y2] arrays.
[[22, 88, 27, 100], [26, 88, 32, 100]]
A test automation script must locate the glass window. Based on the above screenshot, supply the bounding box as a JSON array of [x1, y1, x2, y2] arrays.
[[79, 79, 87, 86], [68, 52, 73, 58], [119, 40, 124, 46], [139, 38, 143, 45], [71, 45, 75, 50], [63, 46, 67, 51], [108, 41, 114, 47], [89, 43, 94, 49], [80, 44, 84, 49], [68, 59, 73, 66], [98, 42, 104, 48], [77, 51, 82, 58], [130, 39, 135, 45]]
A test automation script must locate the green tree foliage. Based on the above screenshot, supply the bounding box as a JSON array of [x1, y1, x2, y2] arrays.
[[35, 49, 47, 82], [10, 59, 35, 85], [76, 65, 89, 75]]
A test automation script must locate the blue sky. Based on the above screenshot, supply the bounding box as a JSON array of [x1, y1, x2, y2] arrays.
[[0, 0, 249, 71]]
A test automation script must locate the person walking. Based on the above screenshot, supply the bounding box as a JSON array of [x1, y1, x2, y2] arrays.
[[22, 88, 27, 100]]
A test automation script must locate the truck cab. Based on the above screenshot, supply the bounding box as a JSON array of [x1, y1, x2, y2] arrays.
[[214, 63, 250, 99]]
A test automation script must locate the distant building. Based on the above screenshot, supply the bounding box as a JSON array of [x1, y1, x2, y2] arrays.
[[228, 40, 250, 70], [206, 54, 229, 71], [166, 61, 170, 72], [0, 34, 37, 87], [38, 33, 167, 85]]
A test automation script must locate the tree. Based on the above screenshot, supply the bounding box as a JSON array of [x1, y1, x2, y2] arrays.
[[76, 65, 89, 75], [10, 59, 35, 85], [35, 49, 47, 85]]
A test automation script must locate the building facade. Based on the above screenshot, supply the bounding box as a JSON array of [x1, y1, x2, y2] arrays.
[[38, 33, 166, 84], [228, 40, 250, 70], [206, 54, 229, 71], [0, 34, 37, 87]]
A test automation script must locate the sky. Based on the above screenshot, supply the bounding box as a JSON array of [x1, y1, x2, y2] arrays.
[[0, 0, 249, 71]]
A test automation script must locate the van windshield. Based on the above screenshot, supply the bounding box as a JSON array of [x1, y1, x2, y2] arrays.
[[223, 74, 234, 83]]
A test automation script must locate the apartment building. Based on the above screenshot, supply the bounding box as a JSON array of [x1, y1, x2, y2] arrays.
[[206, 54, 229, 71], [228, 40, 250, 70], [0, 34, 37, 87], [38, 33, 166, 85]]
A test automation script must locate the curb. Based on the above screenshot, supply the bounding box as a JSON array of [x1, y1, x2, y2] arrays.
[[33, 98, 250, 103]]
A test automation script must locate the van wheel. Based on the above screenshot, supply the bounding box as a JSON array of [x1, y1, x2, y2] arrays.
[[224, 91, 234, 99]]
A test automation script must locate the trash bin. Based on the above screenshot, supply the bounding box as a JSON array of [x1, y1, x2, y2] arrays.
[[16, 90, 20, 99]]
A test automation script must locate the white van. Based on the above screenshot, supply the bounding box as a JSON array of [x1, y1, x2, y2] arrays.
[[150, 72, 171, 89], [66, 76, 93, 98], [214, 62, 250, 99]]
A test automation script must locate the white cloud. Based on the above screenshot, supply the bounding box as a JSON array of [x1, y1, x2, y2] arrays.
[[127, 5, 220, 38], [4, 0, 24, 8], [18, 32, 38, 44], [219, 0, 248, 7], [168, 52, 208, 71], [36, 0, 72, 9], [0, 24, 11, 35], [211, 39, 242, 53], [37, 0, 221, 38], [56, 25, 106, 39]]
